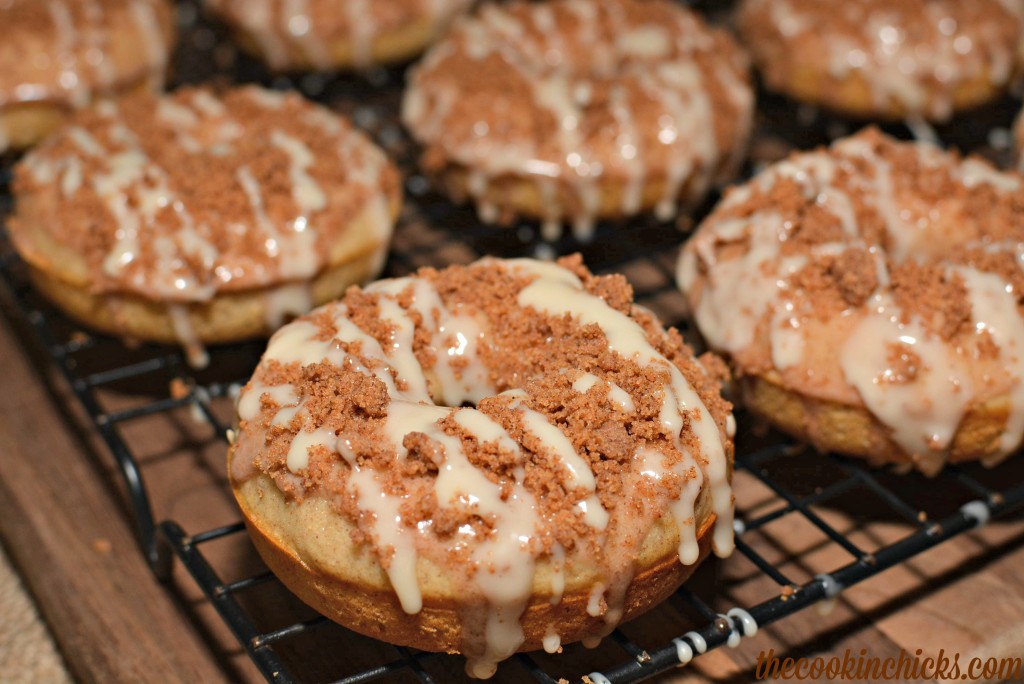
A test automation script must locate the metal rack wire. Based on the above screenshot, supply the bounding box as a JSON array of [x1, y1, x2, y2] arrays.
[[2, 1, 1024, 682]]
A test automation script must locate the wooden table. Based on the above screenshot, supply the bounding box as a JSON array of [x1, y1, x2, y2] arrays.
[[2, 302, 1024, 684]]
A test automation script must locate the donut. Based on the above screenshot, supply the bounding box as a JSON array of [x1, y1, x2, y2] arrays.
[[8, 85, 400, 366], [0, 0, 175, 153], [737, 0, 1024, 122], [677, 128, 1024, 475], [203, 0, 474, 71], [401, 0, 754, 241], [228, 255, 735, 678]]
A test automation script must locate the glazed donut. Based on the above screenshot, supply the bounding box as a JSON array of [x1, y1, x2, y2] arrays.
[[0, 0, 175, 153], [402, 0, 754, 241], [737, 0, 1024, 122], [228, 255, 735, 677], [204, 0, 474, 71], [678, 128, 1024, 475], [8, 85, 400, 366]]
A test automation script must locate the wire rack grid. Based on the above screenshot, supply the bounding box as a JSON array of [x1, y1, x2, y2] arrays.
[[2, 1, 1024, 682]]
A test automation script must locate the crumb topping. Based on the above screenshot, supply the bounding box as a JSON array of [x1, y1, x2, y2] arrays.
[[739, 0, 1023, 120], [235, 255, 733, 570], [402, 0, 754, 232], [679, 127, 1024, 465], [11, 86, 398, 301], [206, 0, 474, 69], [0, 0, 173, 109]]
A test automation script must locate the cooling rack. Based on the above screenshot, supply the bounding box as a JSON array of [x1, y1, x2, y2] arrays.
[[2, 0, 1024, 682]]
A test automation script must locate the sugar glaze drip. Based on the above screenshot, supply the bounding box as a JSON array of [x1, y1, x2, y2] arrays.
[[679, 129, 1024, 473], [235, 258, 734, 677]]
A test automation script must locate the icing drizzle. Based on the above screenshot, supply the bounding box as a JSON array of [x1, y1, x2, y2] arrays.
[[234, 257, 734, 677], [15, 86, 396, 363], [402, 0, 754, 240], [740, 0, 1024, 121], [679, 128, 1024, 474], [205, 0, 474, 70], [0, 0, 172, 150]]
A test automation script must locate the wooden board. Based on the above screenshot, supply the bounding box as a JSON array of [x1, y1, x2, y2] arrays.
[[2, 299, 1024, 684]]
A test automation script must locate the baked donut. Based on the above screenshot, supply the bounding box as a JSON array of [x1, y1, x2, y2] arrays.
[[228, 255, 735, 677], [204, 0, 474, 71], [678, 128, 1024, 475], [737, 0, 1024, 122], [401, 0, 754, 241], [8, 85, 400, 366], [0, 0, 175, 153]]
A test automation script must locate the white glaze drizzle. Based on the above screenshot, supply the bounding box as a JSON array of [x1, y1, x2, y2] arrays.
[[542, 630, 561, 654], [512, 259, 733, 557], [402, 0, 751, 239], [507, 392, 609, 530], [344, 0, 376, 68], [282, 0, 329, 68], [48, 0, 89, 108], [264, 283, 313, 331], [548, 542, 565, 605], [727, 607, 758, 637], [747, 0, 1022, 121], [0, 0, 167, 141], [635, 447, 704, 565], [238, 257, 735, 677], [673, 636, 694, 665], [210, 0, 472, 70], [168, 305, 208, 368], [238, 383, 299, 422], [572, 372, 635, 412], [270, 129, 327, 214], [229, 0, 290, 69], [129, 0, 168, 89], [679, 129, 1024, 472], [586, 583, 606, 617], [368, 277, 495, 407], [88, 0, 119, 86], [20, 86, 396, 368], [954, 267, 1024, 460], [840, 294, 974, 472], [337, 437, 425, 615]]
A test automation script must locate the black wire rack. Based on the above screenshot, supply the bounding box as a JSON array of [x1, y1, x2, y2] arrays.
[[3, 1, 1024, 682]]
